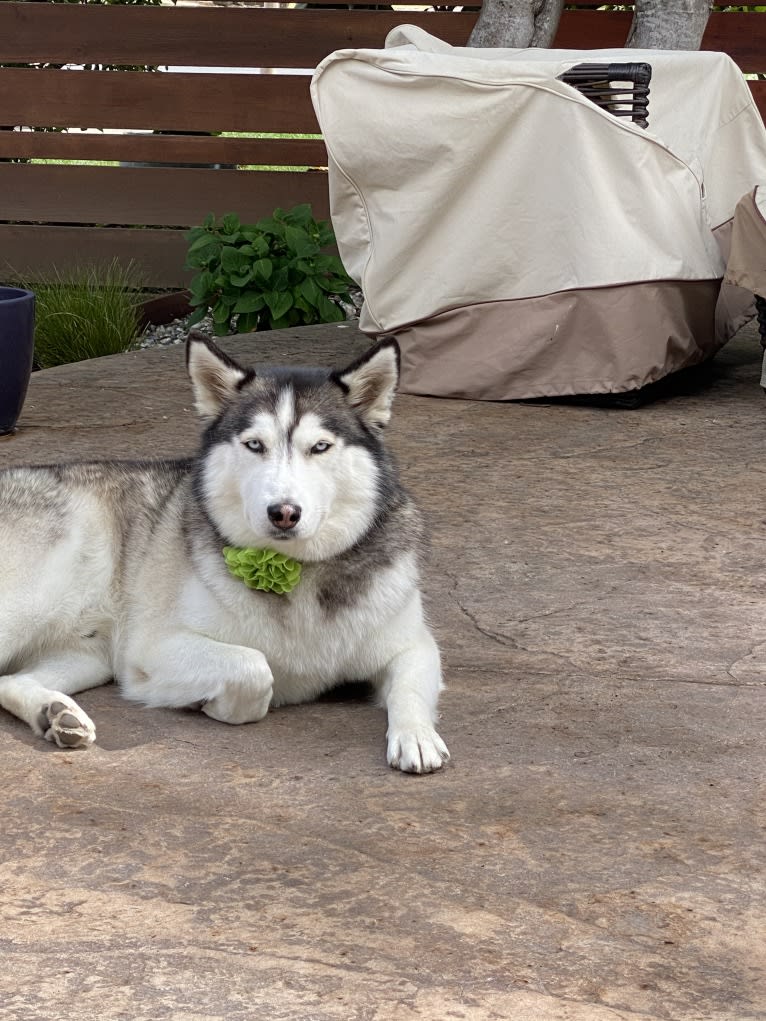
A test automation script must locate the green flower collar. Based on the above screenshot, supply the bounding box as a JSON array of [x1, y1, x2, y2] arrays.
[[223, 546, 302, 594]]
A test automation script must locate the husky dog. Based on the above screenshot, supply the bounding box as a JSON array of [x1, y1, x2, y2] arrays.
[[0, 333, 449, 772]]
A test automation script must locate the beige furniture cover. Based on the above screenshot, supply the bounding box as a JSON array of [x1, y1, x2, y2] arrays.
[[311, 27, 766, 400], [724, 185, 766, 389], [725, 186, 766, 297]]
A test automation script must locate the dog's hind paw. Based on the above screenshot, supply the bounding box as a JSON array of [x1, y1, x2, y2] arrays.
[[387, 727, 450, 774], [43, 698, 96, 749]]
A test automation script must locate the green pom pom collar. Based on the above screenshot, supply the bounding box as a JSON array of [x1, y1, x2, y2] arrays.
[[223, 546, 302, 594]]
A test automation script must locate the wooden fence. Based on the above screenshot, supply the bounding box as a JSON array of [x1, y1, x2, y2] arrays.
[[0, 0, 764, 289]]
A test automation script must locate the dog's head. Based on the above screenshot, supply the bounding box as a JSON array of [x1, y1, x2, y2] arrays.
[[187, 331, 401, 561]]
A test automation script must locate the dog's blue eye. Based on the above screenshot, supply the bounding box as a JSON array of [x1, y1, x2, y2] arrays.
[[244, 439, 264, 453], [311, 441, 332, 455]]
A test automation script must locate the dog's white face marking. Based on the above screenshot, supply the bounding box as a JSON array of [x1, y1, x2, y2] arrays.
[[275, 387, 295, 438], [201, 392, 380, 561]]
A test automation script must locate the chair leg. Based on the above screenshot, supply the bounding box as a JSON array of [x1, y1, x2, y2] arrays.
[[755, 296, 766, 394], [757, 295, 766, 349]]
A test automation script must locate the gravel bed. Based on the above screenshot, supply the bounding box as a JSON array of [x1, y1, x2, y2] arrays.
[[139, 313, 212, 349], [139, 291, 362, 350]]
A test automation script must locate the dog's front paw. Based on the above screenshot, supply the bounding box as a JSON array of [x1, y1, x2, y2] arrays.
[[387, 727, 450, 774], [42, 698, 96, 749], [201, 664, 274, 725], [203, 685, 272, 725]]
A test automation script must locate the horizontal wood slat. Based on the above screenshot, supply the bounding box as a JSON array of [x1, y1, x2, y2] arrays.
[[0, 5, 762, 73], [0, 164, 331, 228], [289, 0, 766, 5], [1, 85, 761, 162], [702, 13, 766, 69], [751, 81, 766, 122], [1, 69, 761, 161], [0, 132, 327, 167], [0, 6, 474, 68], [553, 10, 632, 50], [292, 0, 765, 6], [555, 12, 764, 68], [554, 9, 766, 66], [0, 68, 319, 134], [1, 1, 762, 292], [559, 0, 766, 5], [0, 224, 194, 290]]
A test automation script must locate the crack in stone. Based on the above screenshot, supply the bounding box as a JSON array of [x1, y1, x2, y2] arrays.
[[456, 597, 518, 649], [444, 570, 518, 649], [725, 641, 766, 683], [19, 414, 158, 433], [514, 603, 582, 625], [512, 434, 668, 463], [611, 462, 672, 472], [665, 677, 764, 688], [443, 574, 766, 687]]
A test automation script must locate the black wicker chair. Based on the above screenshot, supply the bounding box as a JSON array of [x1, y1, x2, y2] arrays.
[[558, 62, 652, 129]]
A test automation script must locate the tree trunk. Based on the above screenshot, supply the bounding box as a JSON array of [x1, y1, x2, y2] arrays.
[[627, 0, 711, 50], [468, 0, 565, 49]]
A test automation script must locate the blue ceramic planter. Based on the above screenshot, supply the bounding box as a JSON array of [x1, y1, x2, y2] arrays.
[[0, 286, 35, 435]]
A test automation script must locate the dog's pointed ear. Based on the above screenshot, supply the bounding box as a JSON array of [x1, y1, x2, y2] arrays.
[[333, 336, 400, 429], [186, 331, 254, 420]]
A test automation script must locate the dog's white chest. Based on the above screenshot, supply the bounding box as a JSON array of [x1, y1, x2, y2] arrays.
[[175, 559, 416, 700]]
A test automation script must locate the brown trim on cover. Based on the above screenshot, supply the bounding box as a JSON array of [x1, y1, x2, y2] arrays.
[[719, 211, 763, 334], [724, 189, 766, 297], [390, 280, 722, 401]]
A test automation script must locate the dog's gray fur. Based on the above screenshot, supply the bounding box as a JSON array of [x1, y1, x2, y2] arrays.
[[0, 334, 449, 772]]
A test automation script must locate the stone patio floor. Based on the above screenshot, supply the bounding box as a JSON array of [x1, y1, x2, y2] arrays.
[[1, 321, 765, 1021]]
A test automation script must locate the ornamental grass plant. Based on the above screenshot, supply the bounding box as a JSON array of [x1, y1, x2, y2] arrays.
[[22, 260, 144, 369]]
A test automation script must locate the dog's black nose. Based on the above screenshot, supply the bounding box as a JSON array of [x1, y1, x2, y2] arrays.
[[267, 503, 302, 530]]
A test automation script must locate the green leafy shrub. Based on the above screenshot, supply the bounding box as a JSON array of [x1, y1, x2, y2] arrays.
[[23, 260, 143, 369], [185, 205, 355, 336]]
